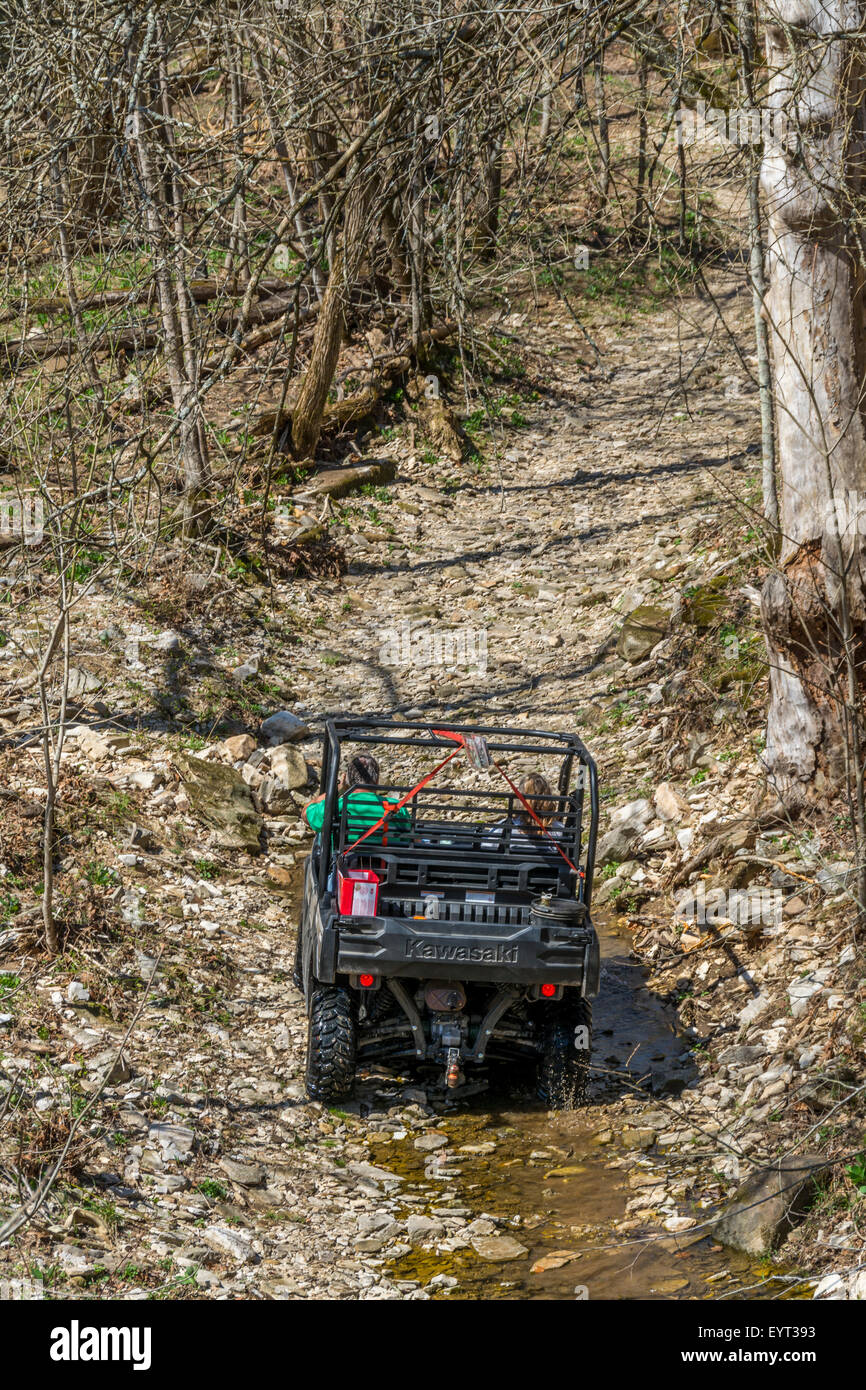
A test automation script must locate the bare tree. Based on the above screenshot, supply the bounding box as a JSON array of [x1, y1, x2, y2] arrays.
[[759, 1, 866, 807]]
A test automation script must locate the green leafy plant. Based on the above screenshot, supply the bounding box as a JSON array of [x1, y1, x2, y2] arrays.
[[85, 862, 117, 886], [846, 1154, 866, 1193], [196, 1179, 228, 1200]]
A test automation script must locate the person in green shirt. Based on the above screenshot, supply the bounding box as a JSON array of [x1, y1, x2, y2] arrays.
[[304, 753, 411, 846]]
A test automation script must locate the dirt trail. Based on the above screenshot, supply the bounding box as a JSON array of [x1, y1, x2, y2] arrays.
[[4, 272, 792, 1301], [234, 269, 781, 1300]]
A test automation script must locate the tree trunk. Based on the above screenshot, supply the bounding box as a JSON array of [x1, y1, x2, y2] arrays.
[[736, 0, 777, 528], [635, 55, 648, 232], [476, 134, 503, 261], [539, 91, 552, 142], [290, 248, 348, 459], [127, 11, 209, 535], [249, 43, 324, 301], [290, 171, 369, 459], [595, 52, 610, 204], [760, 3, 866, 810]]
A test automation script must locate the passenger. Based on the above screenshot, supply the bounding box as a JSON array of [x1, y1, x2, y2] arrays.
[[483, 772, 565, 854], [304, 753, 411, 846]]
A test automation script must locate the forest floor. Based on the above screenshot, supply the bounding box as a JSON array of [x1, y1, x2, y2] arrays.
[[1, 260, 864, 1301]]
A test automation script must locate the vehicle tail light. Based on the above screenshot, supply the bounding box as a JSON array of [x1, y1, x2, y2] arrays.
[[337, 868, 380, 916], [541, 983, 557, 998], [359, 974, 375, 988]]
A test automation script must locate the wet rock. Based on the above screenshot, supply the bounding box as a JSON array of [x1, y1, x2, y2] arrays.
[[470, 1234, 528, 1261], [173, 752, 263, 853], [621, 1127, 656, 1150], [406, 1214, 445, 1246], [711, 1154, 827, 1255], [414, 1132, 448, 1152], [401, 1087, 428, 1105], [530, 1250, 579, 1273], [664, 1215, 697, 1232]]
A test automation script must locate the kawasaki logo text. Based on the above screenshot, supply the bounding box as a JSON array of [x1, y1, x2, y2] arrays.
[[405, 940, 518, 963]]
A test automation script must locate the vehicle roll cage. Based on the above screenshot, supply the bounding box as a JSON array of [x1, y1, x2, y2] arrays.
[[315, 717, 599, 912]]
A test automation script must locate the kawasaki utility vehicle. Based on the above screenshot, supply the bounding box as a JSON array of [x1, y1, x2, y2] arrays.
[[294, 718, 600, 1107]]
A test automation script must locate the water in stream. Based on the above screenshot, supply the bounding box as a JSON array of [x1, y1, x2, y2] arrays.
[[357, 918, 805, 1300]]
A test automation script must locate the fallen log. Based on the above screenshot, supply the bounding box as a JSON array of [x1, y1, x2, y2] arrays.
[[1, 325, 161, 371], [293, 458, 398, 500], [0, 277, 292, 326], [0, 286, 309, 374], [235, 305, 316, 356]]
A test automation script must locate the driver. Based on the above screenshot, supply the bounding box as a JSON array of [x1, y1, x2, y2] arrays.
[[304, 753, 410, 846]]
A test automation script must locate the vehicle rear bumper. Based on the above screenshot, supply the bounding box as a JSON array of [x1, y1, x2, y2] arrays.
[[333, 914, 600, 993]]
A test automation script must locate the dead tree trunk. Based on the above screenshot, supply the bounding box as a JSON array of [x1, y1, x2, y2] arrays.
[[760, 2, 866, 812], [477, 134, 503, 261]]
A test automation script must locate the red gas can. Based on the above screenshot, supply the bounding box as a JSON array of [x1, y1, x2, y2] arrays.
[[337, 868, 380, 916]]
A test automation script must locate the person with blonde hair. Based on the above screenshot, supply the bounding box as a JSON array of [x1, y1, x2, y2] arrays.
[[515, 771, 559, 838], [483, 771, 564, 854]]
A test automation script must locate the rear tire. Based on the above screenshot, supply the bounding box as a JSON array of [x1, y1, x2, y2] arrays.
[[305, 985, 357, 1103], [538, 996, 592, 1110]]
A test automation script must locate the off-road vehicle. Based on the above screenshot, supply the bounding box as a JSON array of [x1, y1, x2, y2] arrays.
[[294, 718, 599, 1107]]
